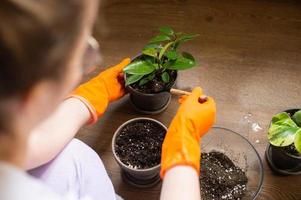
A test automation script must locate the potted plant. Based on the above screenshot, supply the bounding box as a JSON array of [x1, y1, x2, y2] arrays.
[[266, 109, 301, 175], [112, 118, 167, 187], [123, 26, 199, 114]]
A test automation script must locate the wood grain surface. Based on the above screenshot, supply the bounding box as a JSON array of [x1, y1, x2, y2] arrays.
[[77, 0, 301, 199]]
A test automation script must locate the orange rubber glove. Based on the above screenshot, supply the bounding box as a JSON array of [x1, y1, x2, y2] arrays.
[[71, 58, 131, 124], [160, 87, 216, 178]]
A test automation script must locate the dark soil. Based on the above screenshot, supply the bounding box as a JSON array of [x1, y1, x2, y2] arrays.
[[115, 120, 166, 169], [131, 70, 177, 94], [283, 144, 301, 157], [200, 152, 248, 200]]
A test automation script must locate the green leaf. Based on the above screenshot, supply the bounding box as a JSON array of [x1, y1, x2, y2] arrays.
[[139, 78, 149, 86], [292, 110, 301, 127], [159, 42, 174, 60], [174, 33, 199, 49], [161, 72, 170, 83], [294, 129, 301, 154], [144, 43, 160, 50], [166, 50, 178, 60], [139, 73, 155, 86], [178, 33, 199, 42], [149, 34, 171, 43], [165, 52, 196, 70], [159, 26, 174, 36], [143, 43, 161, 54], [125, 74, 144, 86], [175, 32, 183, 37], [123, 60, 156, 75], [142, 48, 157, 57], [268, 112, 300, 147], [182, 52, 195, 62], [143, 56, 160, 69]]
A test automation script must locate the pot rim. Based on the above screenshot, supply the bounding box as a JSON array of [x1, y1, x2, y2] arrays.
[[126, 84, 167, 97], [268, 108, 301, 159], [112, 117, 167, 172]]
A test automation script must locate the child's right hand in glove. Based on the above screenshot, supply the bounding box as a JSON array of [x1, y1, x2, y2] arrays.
[[160, 87, 216, 178]]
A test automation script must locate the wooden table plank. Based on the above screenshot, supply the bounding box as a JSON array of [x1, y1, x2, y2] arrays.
[[77, 0, 301, 199]]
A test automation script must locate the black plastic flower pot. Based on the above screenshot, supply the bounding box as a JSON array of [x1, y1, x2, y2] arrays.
[[266, 144, 301, 174], [112, 117, 167, 187], [265, 108, 301, 175], [126, 85, 173, 114]]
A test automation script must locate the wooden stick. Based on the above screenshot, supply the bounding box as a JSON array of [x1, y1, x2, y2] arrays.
[[170, 88, 209, 104], [170, 88, 191, 96]]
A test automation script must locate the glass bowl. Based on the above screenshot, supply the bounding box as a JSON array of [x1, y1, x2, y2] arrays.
[[201, 127, 264, 199]]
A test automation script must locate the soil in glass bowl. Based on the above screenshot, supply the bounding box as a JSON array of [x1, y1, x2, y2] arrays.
[[200, 152, 248, 200], [114, 120, 166, 169]]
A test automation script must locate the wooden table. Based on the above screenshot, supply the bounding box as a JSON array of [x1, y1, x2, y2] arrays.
[[77, 0, 301, 199]]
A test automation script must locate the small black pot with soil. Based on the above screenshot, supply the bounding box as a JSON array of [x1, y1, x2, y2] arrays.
[[112, 117, 167, 187], [265, 108, 301, 175], [126, 55, 177, 114]]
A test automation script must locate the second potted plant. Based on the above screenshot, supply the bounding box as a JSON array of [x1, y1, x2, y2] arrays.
[[266, 109, 301, 175], [124, 26, 199, 114]]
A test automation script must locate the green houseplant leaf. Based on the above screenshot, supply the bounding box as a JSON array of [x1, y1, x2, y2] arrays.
[[161, 72, 170, 83], [174, 33, 199, 49], [178, 33, 200, 42], [124, 60, 156, 75], [159, 26, 174, 36], [143, 43, 161, 50], [268, 112, 300, 147], [294, 129, 301, 154], [142, 48, 157, 57], [159, 42, 174, 60], [292, 110, 301, 127], [166, 50, 178, 60], [182, 52, 195, 62], [139, 73, 155, 86], [175, 32, 183, 37], [125, 74, 144, 86], [149, 34, 171, 43], [143, 44, 161, 58], [165, 52, 196, 70]]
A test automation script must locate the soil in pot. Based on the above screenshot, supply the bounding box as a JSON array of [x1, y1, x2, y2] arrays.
[[200, 152, 248, 200], [283, 144, 301, 157], [130, 69, 177, 94], [115, 120, 166, 169]]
